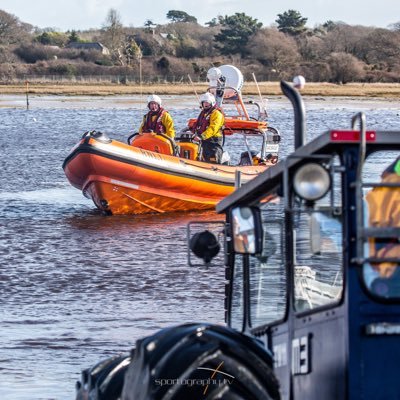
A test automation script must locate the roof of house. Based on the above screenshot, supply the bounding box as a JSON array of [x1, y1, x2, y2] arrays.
[[66, 42, 108, 51]]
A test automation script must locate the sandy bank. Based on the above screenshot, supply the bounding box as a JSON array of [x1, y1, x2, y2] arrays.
[[1, 81, 400, 98]]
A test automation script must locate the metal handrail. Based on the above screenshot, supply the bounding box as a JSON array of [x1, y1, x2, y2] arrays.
[[352, 112, 367, 261]]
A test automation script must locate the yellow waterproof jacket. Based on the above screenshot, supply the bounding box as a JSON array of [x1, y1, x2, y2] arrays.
[[199, 109, 224, 141], [366, 170, 400, 277], [139, 110, 175, 139]]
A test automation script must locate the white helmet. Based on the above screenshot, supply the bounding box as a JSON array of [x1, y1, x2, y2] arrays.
[[199, 92, 216, 107], [147, 94, 162, 107]]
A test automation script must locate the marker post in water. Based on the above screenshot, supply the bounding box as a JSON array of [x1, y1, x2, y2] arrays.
[[25, 80, 29, 110]]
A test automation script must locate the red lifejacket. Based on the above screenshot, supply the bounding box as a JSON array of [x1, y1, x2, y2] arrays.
[[143, 108, 166, 134], [192, 106, 222, 135]]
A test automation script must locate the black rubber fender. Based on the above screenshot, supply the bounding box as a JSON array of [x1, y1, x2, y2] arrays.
[[121, 323, 280, 400]]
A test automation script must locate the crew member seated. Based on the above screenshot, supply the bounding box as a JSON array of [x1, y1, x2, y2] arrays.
[[139, 94, 175, 140]]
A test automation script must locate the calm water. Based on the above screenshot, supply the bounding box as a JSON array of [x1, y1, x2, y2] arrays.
[[0, 94, 399, 399]]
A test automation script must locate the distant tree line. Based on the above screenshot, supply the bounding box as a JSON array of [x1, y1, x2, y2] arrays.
[[0, 8, 400, 83]]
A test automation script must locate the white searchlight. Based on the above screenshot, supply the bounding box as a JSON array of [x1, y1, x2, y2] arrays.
[[293, 163, 331, 201]]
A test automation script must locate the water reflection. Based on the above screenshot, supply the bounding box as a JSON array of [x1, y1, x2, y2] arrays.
[[1, 97, 400, 399]]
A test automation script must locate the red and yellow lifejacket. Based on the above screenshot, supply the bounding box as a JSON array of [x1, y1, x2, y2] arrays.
[[191, 106, 223, 136], [142, 108, 166, 134]]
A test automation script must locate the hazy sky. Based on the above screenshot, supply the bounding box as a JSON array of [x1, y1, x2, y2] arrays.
[[1, 0, 399, 31]]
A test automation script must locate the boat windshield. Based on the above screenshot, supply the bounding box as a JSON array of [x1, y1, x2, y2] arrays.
[[362, 150, 400, 299]]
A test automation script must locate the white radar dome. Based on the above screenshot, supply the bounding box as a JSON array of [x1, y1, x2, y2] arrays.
[[206, 65, 244, 98]]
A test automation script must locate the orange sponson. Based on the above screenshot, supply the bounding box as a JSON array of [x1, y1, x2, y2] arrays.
[[63, 136, 269, 215]]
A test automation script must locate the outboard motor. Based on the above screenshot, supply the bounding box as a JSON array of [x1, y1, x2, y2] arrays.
[[239, 150, 258, 166]]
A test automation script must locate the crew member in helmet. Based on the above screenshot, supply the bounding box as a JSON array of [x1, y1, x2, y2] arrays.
[[139, 94, 175, 139], [191, 92, 224, 164]]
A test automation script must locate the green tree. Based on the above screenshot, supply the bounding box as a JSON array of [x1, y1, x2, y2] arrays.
[[144, 19, 155, 27], [214, 13, 262, 56], [144, 19, 157, 33], [205, 16, 222, 27], [157, 56, 170, 71], [322, 20, 338, 32], [166, 10, 197, 23], [389, 21, 400, 31], [124, 38, 142, 66], [68, 30, 80, 43], [276, 9, 307, 36], [35, 31, 68, 46], [36, 31, 51, 45]]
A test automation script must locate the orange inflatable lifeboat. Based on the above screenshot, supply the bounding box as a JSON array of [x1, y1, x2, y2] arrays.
[[62, 130, 277, 215], [63, 65, 281, 215]]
